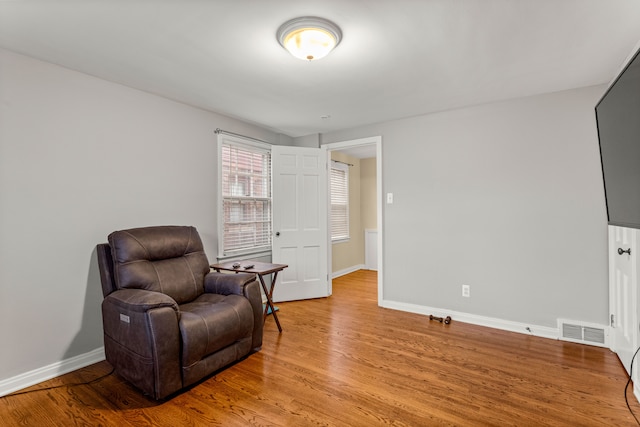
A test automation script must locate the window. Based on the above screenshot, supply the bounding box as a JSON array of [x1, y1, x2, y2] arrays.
[[330, 161, 349, 242], [219, 136, 271, 256]]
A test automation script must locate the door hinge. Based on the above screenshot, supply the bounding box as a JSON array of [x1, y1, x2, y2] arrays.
[[611, 314, 615, 327]]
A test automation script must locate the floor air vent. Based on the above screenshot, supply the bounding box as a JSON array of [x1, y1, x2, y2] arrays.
[[558, 319, 607, 347]]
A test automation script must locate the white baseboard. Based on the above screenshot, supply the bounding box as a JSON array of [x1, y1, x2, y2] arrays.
[[332, 264, 365, 279], [381, 299, 559, 340], [0, 347, 105, 397]]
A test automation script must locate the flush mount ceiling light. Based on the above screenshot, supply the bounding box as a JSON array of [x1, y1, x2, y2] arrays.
[[276, 16, 342, 61]]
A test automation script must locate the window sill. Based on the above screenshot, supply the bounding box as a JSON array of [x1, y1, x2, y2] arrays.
[[332, 238, 351, 245], [217, 249, 272, 262]]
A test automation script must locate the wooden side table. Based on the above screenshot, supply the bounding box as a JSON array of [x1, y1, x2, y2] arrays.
[[211, 261, 288, 333]]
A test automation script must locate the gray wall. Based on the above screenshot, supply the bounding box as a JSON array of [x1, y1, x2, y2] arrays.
[[0, 45, 610, 385], [292, 133, 320, 148], [0, 48, 284, 381], [322, 86, 609, 327]]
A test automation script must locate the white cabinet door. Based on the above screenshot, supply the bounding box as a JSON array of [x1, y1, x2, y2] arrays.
[[271, 146, 328, 302], [609, 225, 638, 377]]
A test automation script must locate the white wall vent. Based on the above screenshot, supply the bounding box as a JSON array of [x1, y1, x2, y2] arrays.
[[558, 319, 608, 347]]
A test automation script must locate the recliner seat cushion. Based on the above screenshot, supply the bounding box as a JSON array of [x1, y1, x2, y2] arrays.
[[179, 293, 254, 367], [109, 226, 210, 304]]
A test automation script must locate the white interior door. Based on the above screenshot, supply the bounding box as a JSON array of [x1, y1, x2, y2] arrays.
[[609, 225, 638, 376], [271, 146, 328, 302]]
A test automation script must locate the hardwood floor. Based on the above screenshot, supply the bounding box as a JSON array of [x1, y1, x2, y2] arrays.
[[2, 269, 640, 426]]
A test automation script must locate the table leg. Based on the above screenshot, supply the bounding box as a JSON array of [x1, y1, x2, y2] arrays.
[[258, 272, 282, 333]]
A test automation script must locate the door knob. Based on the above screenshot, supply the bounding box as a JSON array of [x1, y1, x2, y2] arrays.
[[275, 232, 280, 237], [618, 247, 631, 255]]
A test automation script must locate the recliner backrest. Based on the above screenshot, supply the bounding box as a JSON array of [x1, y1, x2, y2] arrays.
[[108, 225, 210, 304], [96, 243, 117, 297]]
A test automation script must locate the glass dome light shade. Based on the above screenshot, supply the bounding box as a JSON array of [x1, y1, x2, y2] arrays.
[[277, 17, 342, 61]]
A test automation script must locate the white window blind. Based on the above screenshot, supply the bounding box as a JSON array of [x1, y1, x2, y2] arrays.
[[331, 161, 349, 241], [220, 140, 272, 255]]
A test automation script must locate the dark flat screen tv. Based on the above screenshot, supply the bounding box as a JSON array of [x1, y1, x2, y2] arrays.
[[596, 45, 640, 229]]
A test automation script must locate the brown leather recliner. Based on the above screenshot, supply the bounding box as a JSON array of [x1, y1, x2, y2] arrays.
[[96, 225, 263, 400]]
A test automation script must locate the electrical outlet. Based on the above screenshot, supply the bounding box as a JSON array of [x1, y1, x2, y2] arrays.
[[462, 284, 470, 297]]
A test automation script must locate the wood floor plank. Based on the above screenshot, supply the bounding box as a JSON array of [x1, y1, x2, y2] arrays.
[[1, 269, 639, 426]]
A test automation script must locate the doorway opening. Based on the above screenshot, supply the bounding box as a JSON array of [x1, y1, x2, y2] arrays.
[[324, 136, 383, 306]]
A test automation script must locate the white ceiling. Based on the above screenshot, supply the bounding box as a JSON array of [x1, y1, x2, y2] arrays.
[[1, 1, 640, 139]]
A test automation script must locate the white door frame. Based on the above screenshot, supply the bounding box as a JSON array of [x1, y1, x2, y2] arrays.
[[323, 136, 383, 305]]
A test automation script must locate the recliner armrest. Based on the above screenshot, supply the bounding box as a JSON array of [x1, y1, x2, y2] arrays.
[[103, 288, 179, 314], [204, 271, 256, 296], [102, 288, 182, 399]]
